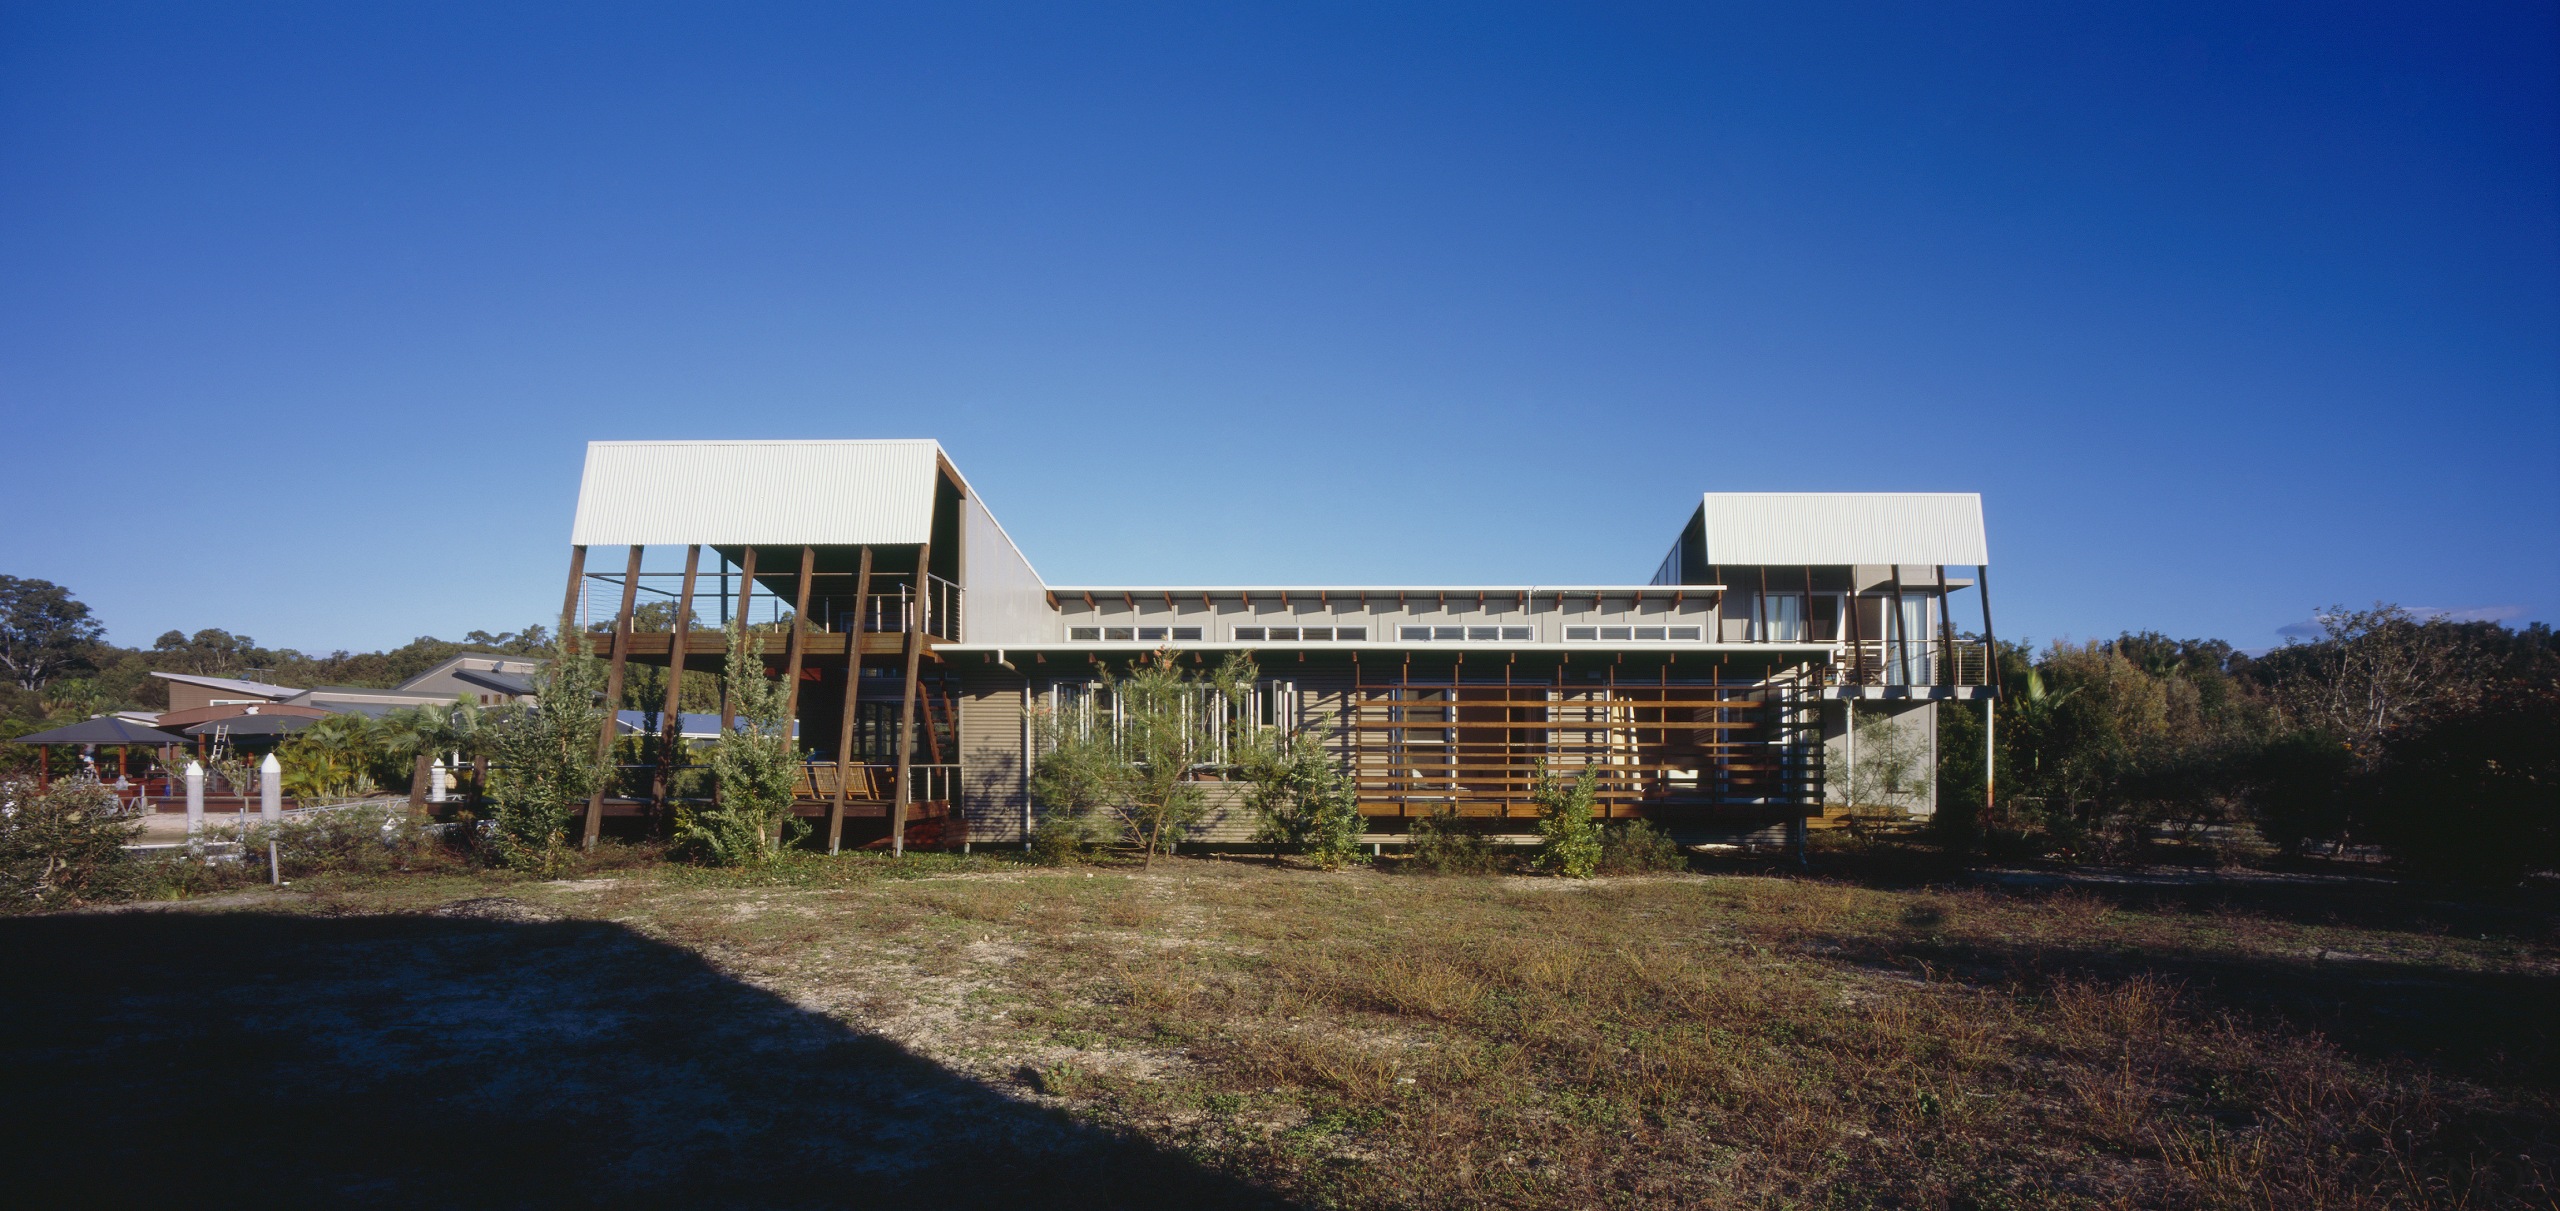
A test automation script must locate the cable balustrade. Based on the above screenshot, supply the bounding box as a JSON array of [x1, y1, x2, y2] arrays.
[[1829, 638, 1995, 690]]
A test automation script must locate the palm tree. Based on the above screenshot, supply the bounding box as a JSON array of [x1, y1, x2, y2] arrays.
[[382, 699, 487, 811]]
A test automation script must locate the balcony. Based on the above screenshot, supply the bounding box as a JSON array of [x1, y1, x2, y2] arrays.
[[858, 574, 964, 643], [1826, 638, 1997, 698]]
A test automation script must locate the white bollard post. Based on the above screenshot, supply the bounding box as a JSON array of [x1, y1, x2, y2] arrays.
[[185, 760, 206, 850], [429, 757, 448, 804], [261, 752, 283, 826], [261, 752, 284, 886]]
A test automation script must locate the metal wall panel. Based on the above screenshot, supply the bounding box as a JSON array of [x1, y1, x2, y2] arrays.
[[957, 667, 1029, 844], [960, 492, 1057, 644]]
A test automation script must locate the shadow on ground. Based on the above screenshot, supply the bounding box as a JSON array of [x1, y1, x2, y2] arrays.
[[1807, 921, 2560, 1088], [0, 903, 1294, 1210]]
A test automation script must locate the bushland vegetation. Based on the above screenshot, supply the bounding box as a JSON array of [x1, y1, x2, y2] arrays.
[[1938, 605, 2556, 884]]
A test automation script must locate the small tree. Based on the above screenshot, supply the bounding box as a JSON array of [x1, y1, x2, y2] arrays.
[[381, 699, 487, 812], [672, 625, 803, 865], [1533, 764, 1603, 878], [2267, 604, 2490, 761], [1240, 727, 1366, 870], [484, 627, 611, 874], [1031, 648, 1255, 870]]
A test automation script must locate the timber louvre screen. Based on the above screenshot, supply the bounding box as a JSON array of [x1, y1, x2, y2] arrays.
[[1343, 666, 1824, 819]]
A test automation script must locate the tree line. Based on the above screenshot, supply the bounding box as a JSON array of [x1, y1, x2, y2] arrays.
[[0, 574, 553, 760], [1935, 604, 2556, 883]]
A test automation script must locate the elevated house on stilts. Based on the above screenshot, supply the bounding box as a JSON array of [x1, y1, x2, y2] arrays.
[[563, 440, 1996, 854]]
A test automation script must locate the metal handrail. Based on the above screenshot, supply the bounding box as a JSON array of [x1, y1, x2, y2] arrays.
[[858, 575, 963, 642], [1830, 639, 1994, 688]]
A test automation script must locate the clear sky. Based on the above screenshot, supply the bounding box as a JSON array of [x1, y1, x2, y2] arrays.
[[2, 2, 2553, 656]]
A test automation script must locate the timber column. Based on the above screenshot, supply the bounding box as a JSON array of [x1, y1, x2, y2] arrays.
[[652, 545, 701, 820], [559, 545, 588, 634], [585, 545, 644, 848], [828, 546, 874, 854], [890, 541, 931, 858], [781, 546, 815, 722], [720, 546, 757, 736]]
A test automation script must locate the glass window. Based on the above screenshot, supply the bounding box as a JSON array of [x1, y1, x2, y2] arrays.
[[1466, 626, 1497, 641], [1433, 626, 1463, 640], [1809, 595, 1840, 642], [1136, 627, 1168, 641], [1600, 626, 1632, 641], [1763, 594, 1806, 643], [1070, 627, 1100, 641], [1669, 625, 1702, 641], [1303, 627, 1332, 641], [1172, 627, 1202, 641], [1105, 627, 1135, 641], [1500, 626, 1532, 640], [1635, 626, 1666, 641], [1337, 626, 1368, 640], [1566, 626, 1597, 641], [1233, 627, 1265, 641], [1896, 597, 1931, 685], [1400, 626, 1432, 641], [1270, 626, 1299, 641]]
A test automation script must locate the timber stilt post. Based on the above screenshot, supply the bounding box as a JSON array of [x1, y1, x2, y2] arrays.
[[782, 546, 814, 723], [1978, 562, 1999, 821], [560, 545, 588, 634], [586, 544, 643, 849], [829, 545, 874, 854], [722, 545, 757, 735], [653, 545, 701, 819], [891, 540, 931, 858]]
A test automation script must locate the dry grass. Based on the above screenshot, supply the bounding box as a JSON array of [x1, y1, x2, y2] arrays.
[[16, 852, 2556, 1208]]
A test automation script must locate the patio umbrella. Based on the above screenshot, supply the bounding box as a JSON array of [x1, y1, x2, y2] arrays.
[[9, 717, 192, 790], [10, 717, 192, 747]]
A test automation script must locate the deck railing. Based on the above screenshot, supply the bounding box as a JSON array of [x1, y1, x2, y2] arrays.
[[796, 761, 957, 804], [858, 575, 964, 642], [1830, 639, 1995, 689]]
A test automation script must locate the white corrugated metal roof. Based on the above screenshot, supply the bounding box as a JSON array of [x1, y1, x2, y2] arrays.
[[149, 671, 298, 699], [569, 440, 942, 546], [1699, 493, 1987, 566]]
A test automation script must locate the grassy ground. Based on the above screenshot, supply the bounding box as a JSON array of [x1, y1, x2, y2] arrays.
[[5, 848, 2554, 1209]]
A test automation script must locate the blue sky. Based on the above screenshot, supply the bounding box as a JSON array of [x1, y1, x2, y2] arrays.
[[2, 2, 2552, 655]]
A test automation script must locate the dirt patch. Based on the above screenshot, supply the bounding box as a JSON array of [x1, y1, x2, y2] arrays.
[[430, 896, 561, 923]]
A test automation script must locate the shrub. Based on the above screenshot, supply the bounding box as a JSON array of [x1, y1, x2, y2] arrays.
[[2362, 682, 2558, 884], [1027, 814, 1089, 866], [1408, 808, 1499, 875], [1242, 728, 1367, 871], [0, 777, 140, 910], [1596, 819, 1685, 874], [262, 803, 440, 878], [1533, 766, 1603, 879]]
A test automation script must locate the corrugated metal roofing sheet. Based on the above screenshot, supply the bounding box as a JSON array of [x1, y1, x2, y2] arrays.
[[1699, 493, 1987, 566], [569, 440, 941, 546], [148, 671, 298, 699]]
